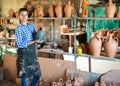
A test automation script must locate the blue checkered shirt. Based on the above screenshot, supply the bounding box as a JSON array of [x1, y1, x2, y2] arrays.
[[15, 22, 36, 48]]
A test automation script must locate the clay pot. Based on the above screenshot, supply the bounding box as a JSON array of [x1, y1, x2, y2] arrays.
[[116, 7, 120, 18], [103, 33, 118, 57], [15, 11, 19, 18], [89, 32, 102, 56], [55, 1, 63, 17], [94, 82, 99, 86], [99, 77, 107, 86], [52, 82, 58, 86], [66, 80, 72, 86], [61, 25, 69, 33], [105, 0, 116, 18], [117, 29, 120, 39], [57, 78, 64, 86], [48, 5, 55, 17], [64, 0, 74, 17], [73, 73, 84, 86], [8, 8, 14, 17], [35, 5, 44, 17]]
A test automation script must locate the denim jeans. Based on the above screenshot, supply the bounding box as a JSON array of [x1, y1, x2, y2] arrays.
[[21, 76, 40, 86]]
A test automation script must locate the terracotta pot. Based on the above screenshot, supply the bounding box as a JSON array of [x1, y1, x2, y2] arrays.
[[103, 33, 118, 57], [64, 1, 74, 17], [57, 78, 64, 86], [117, 29, 120, 39], [89, 32, 102, 56], [94, 82, 99, 86], [105, 0, 116, 18], [8, 8, 14, 17], [66, 80, 72, 86], [116, 7, 120, 18], [15, 11, 19, 18], [48, 5, 54, 17], [35, 5, 44, 17], [52, 82, 57, 86], [55, 1, 63, 17]]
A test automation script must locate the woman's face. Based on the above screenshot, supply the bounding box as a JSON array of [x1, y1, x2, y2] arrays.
[[19, 11, 28, 23]]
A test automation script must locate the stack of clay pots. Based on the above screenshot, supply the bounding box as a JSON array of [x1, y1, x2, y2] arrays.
[[37, 73, 84, 86], [89, 29, 119, 58], [105, 0, 120, 18]]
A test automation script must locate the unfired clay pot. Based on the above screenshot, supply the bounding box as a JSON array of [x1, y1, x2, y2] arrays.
[[89, 32, 102, 56], [64, 0, 74, 17], [116, 7, 120, 18], [105, 0, 116, 18], [55, 1, 63, 17], [103, 33, 118, 57], [66, 80, 72, 86], [34, 5, 44, 17], [8, 8, 14, 17], [48, 5, 54, 17]]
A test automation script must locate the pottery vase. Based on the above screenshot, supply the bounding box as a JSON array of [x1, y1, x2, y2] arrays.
[[81, 0, 88, 17], [105, 0, 116, 18], [89, 32, 102, 57], [55, 1, 63, 17], [64, 1, 74, 17], [116, 7, 120, 18], [35, 5, 44, 17], [48, 5, 54, 17], [103, 33, 118, 57], [8, 8, 14, 17]]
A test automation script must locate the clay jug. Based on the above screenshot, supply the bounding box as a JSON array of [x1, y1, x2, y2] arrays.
[[73, 73, 84, 86], [117, 29, 120, 39], [8, 8, 14, 17], [94, 82, 99, 86], [64, 0, 74, 17], [103, 33, 118, 57], [99, 77, 107, 86], [55, 1, 63, 17], [57, 78, 64, 86], [52, 82, 58, 86], [81, 0, 88, 17], [105, 0, 116, 18], [48, 5, 54, 17], [116, 7, 120, 18], [89, 32, 102, 57], [66, 80, 72, 86]]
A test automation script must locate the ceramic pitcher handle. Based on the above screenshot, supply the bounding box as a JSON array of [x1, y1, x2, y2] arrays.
[[114, 37, 119, 42]]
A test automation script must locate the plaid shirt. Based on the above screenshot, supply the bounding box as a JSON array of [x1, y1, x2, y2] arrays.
[[15, 22, 36, 48]]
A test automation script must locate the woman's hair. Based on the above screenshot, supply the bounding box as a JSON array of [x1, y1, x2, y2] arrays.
[[19, 8, 28, 15]]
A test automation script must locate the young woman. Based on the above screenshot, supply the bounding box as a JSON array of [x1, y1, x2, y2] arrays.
[[15, 8, 41, 86]]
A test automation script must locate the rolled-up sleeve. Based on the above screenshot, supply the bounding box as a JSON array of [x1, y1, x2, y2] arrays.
[[15, 27, 28, 48]]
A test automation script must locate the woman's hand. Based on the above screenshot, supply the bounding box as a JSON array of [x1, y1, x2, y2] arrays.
[[34, 40, 40, 43]]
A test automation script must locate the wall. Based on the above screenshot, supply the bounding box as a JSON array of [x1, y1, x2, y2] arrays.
[[1, 0, 27, 17]]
